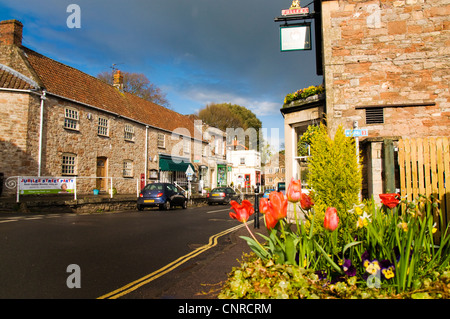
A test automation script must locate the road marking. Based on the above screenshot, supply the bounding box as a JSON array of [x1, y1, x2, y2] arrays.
[[206, 208, 230, 214], [97, 222, 248, 299], [0, 219, 17, 224]]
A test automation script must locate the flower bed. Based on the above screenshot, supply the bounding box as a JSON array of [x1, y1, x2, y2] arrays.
[[220, 189, 450, 299], [220, 126, 450, 299]]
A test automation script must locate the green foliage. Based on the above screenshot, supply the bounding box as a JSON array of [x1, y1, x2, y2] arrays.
[[198, 103, 262, 132], [307, 124, 362, 229], [218, 254, 450, 299], [297, 124, 319, 156], [284, 84, 324, 106]]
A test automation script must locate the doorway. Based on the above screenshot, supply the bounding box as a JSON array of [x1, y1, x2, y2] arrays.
[[244, 174, 251, 188], [96, 157, 107, 191]]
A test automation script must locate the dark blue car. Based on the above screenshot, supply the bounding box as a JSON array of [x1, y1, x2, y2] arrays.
[[137, 183, 187, 211]]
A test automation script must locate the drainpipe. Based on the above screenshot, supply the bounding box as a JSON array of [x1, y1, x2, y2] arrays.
[[145, 126, 149, 182], [38, 90, 46, 177]]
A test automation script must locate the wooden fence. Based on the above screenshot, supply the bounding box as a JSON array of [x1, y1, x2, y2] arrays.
[[398, 137, 449, 231]]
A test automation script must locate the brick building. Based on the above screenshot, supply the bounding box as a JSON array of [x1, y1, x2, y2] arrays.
[[0, 19, 211, 196], [283, 0, 449, 204]]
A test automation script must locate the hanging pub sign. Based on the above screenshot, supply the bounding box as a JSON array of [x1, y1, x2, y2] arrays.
[[282, 0, 309, 16], [280, 23, 311, 51]]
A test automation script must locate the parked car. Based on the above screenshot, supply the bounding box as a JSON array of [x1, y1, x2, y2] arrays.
[[263, 189, 275, 199], [137, 183, 187, 211], [207, 187, 240, 205]]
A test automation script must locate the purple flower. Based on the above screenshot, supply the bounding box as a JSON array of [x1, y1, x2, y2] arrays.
[[342, 259, 356, 277]]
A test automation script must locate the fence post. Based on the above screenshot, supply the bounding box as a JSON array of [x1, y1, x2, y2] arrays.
[[16, 176, 20, 203], [74, 177, 77, 200], [383, 139, 396, 194]]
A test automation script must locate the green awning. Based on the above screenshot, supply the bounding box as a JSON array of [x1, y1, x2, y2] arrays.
[[159, 155, 194, 172]]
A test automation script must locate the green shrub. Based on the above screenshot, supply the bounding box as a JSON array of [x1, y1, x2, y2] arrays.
[[307, 124, 362, 232]]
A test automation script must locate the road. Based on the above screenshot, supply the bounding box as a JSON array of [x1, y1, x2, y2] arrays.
[[0, 204, 245, 299]]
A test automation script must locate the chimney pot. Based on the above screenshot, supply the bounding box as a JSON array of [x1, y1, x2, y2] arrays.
[[0, 20, 23, 46], [113, 70, 124, 92]]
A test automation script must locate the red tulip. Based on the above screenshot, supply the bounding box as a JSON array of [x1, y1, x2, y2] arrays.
[[229, 200, 254, 223], [287, 178, 302, 202], [300, 193, 314, 210], [259, 192, 287, 229], [379, 193, 400, 209], [259, 197, 269, 214], [324, 207, 339, 231], [269, 191, 288, 220], [264, 209, 279, 230]]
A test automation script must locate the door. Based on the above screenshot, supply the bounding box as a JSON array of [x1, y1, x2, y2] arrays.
[[96, 157, 107, 191], [245, 174, 251, 188]]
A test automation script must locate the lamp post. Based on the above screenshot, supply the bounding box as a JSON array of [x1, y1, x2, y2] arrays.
[[254, 183, 260, 229]]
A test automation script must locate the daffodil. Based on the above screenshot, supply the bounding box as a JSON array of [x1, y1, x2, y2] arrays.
[[356, 212, 371, 228]]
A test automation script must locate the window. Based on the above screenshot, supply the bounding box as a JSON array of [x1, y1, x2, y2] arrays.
[[366, 108, 384, 124], [157, 133, 165, 148], [64, 108, 79, 130], [98, 117, 109, 136], [123, 160, 133, 177], [62, 153, 76, 175], [124, 124, 135, 141], [240, 157, 245, 165]]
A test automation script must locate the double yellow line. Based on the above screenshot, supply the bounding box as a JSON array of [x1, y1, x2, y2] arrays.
[[98, 222, 247, 299]]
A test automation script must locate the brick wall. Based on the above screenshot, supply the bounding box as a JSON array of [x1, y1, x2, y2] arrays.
[[322, 0, 450, 138]]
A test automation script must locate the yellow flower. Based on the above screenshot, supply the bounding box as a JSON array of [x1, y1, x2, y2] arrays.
[[355, 206, 363, 215], [382, 267, 395, 279], [356, 212, 371, 229], [398, 221, 408, 232], [365, 260, 380, 275], [432, 222, 437, 234]]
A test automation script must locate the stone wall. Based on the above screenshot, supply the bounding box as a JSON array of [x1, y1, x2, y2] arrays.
[[322, 0, 450, 138], [0, 90, 203, 195], [0, 91, 38, 177]]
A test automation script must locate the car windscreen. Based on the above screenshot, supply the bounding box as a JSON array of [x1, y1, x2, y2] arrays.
[[143, 184, 164, 191]]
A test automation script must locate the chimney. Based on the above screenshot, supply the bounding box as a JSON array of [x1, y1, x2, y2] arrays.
[[0, 20, 23, 46], [113, 70, 124, 92]]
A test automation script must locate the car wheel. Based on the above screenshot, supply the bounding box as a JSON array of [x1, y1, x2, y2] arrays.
[[137, 204, 143, 211], [182, 200, 187, 209], [160, 200, 171, 211]]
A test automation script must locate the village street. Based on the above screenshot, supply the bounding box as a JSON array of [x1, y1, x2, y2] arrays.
[[0, 206, 249, 299]]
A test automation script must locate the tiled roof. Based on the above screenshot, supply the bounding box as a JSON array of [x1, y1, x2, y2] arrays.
[[0, 63, 38, 90], [20, 47, 198, 138]]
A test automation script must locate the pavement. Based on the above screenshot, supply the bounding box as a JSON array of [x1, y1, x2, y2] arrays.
[[122, 222, 257, 299]]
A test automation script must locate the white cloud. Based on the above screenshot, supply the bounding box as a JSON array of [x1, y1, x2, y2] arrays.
[[184, 88, 280, 117]]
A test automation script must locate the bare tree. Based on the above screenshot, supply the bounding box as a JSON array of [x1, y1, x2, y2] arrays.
[[97, 70, 171, 108]]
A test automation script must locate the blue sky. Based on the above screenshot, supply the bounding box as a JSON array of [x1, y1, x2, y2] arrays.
[[0, 0, 323, 150]]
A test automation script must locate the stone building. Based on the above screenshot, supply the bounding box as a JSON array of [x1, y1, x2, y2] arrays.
[[283, 0, 449, 203], [0, 19, 208, 196], [262, 152, 286, 189]]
